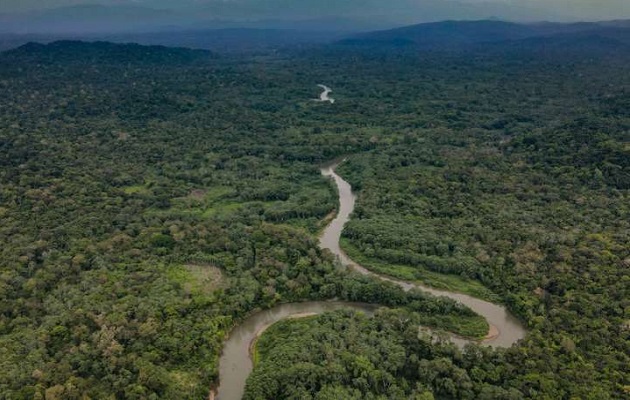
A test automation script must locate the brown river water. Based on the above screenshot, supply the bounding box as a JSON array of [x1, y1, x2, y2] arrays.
[[213, 160, 526, 400]]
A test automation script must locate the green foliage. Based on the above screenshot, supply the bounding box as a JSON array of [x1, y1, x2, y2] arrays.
[[341, 238, 500, 302], [0, 41, 486, 399], [329, 48, 630, 398], [246, 309, 522, 400], [0, 38, 628, 400]]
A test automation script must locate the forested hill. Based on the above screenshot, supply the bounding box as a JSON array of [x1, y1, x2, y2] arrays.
[[1, 40, 215, 65], [338, 19, 630, 50]]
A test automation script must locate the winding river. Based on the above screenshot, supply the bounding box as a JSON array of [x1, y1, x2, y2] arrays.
[[319, 161, 527, 348], [214, 302, 376, 400], [315, 84, 335, 103], [213, 160, 526, 400]]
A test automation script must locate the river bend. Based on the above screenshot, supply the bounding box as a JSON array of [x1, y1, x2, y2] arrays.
[[213, 159, 526, 400], [319, 161, 526, 348]]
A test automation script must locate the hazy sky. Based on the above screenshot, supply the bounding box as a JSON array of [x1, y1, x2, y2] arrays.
[[1, 0, 629, 22]]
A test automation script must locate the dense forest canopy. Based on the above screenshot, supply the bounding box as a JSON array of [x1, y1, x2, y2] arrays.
[[0, 27, 629, 400]]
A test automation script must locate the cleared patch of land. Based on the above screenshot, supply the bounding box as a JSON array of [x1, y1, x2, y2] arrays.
[[168, 263, 225, 296]]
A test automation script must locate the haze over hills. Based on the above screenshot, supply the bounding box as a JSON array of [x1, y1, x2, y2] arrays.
[[0, 4, 392, 35], [0, 4, 377, 52], [0, 0, 629, 53], [0, 4, 403, 35], [2, 19, 630, 54], [1, 40, 215, 65], [0, 29, 352, 54], [339, 20, 630, 49], [1, 0, 630, 35]]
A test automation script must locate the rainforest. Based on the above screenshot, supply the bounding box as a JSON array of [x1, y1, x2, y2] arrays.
[[0, 22, 629, 400]]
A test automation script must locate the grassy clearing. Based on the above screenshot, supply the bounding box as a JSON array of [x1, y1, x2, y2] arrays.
[[168, 263, 225, 296], [251, 342, 260, 367], [144, 208, 205, 218], [122, 184, 151, 195], [418, 314, 489, 339], [199, 186, 235, 202], [341, 238, 500, 303], [167, 371, 199, 398], [202, 201, 244, 218]]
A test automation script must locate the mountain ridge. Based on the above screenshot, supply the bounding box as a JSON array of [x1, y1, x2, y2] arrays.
[[2, 19, 630, 54], [338, 19, 630, 49], [0, 40, 215, 65]]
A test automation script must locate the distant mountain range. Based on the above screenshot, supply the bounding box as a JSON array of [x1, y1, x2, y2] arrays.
[[0, 28, 350, 53], [2, 1, 629, 36], [1, 19, 629, 54], [0, 3, 376, 52], [1, 40, 214, 65], [338, 20, 630, 49]]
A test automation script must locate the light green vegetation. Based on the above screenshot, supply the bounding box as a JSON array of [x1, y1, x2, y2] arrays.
[[167, 264, 225, 297], [341, 238, 500, 302], [122, 184, 151, 195]]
